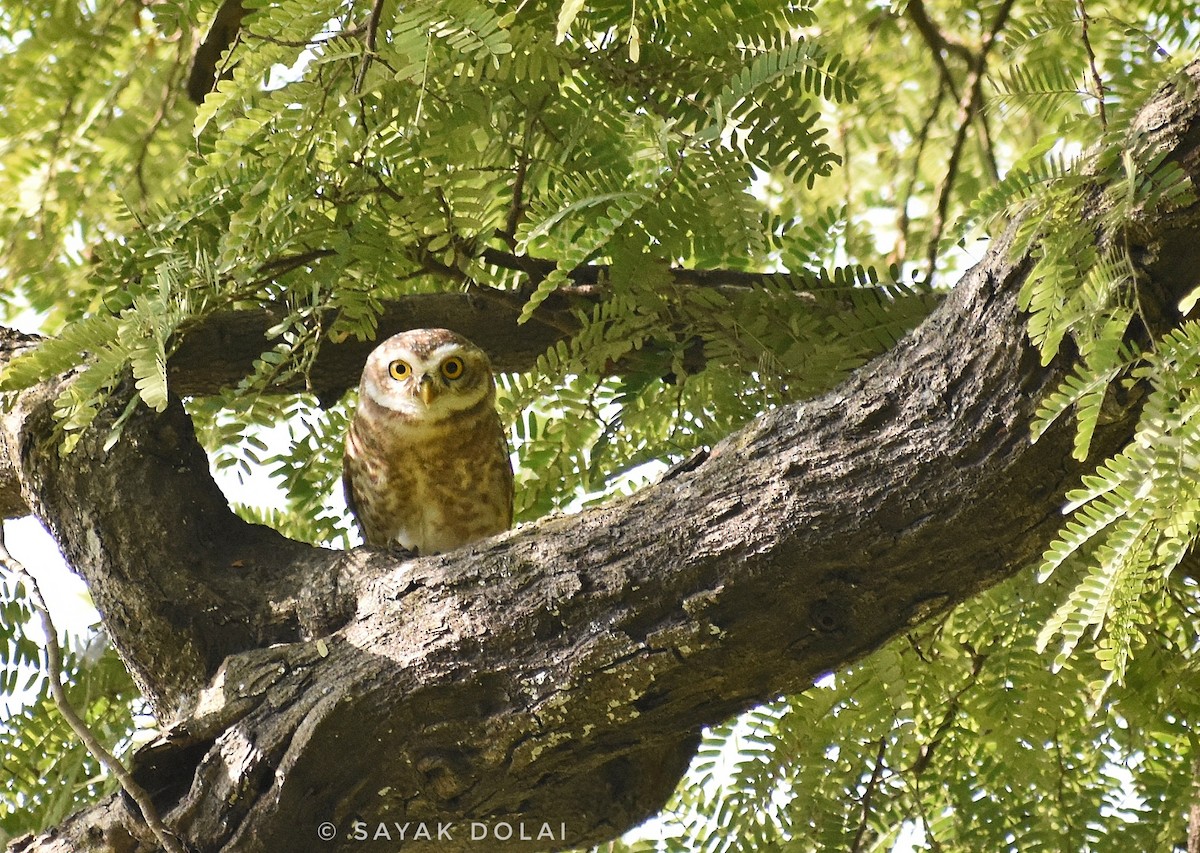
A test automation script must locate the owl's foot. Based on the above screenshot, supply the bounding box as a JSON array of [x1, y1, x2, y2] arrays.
[[387, 543, 420, 560]]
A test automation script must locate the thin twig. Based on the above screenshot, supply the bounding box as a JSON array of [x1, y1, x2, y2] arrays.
[[501, 100, 547, 248], [849, 737, 888, 853], [136, 37, 190, 201], [924, 0, 1016, 283], [354, 0, 388, 93], [894, 80, 948, 265], [910, 644, 987, 777], [974, 98, 1001, 184], [503, 153, 529, 249], [1076, 0, 1108, 130], [904, 0, 967, 102], [0, 524, 188, 853], [842, 117, 853, 236], [254, 247, 339, 278]]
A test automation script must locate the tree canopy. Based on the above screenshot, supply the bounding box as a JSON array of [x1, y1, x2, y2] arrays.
[[2, 0, 1200, 851]]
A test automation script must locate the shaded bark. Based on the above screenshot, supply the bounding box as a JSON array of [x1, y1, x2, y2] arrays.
[[186, 0, 246, 105], [164, 266, 848, 404], [165, 285, 586, 402], [1189, 754, 1200, 853], [6, 63, 1200, 853]]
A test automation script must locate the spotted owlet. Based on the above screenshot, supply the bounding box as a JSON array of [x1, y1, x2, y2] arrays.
[[342, 328, 514, 554]]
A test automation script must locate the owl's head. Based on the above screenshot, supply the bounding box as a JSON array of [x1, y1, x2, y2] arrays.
[[359, 328, 495, 421]]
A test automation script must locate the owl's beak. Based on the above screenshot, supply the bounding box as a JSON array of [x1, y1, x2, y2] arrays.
[[417, 375, 437, 405]]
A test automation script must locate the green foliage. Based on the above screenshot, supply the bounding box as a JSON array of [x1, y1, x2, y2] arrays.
[[187, 392, 357, 547], [950, 16, 1200, 720], [599, 568, 1200, 852], [0, 0, 906, 538], [1031, 322, 1200, 692], [2, 0, 1200, 850], [0, 621, 140, 842], [964, 52, 1199, 710], [505, 250, 936, 519], [0, 575, 39, 704]]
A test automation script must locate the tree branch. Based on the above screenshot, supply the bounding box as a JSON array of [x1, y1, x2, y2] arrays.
[[850, 738, 889, 853], [186, 0, 246, 105], [1077, 0, 1108, 130], [904, 0, 969, 100], [924, 0, 1016, 282], [353, 0, 388, 93], [6, 59, 1200, 853], [164, 260, 837, 403], [0, 528, 186, 853], [165, 286, 583, 401]]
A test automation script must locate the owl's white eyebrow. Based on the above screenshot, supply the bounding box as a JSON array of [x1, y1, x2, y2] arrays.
[[424, 344, 464, 361]]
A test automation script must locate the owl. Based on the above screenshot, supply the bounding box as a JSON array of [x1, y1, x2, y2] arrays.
[[342, 328, 514, 554]]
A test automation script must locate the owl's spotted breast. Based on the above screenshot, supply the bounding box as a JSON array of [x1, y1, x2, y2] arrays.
[[342, 329, 514, 554]]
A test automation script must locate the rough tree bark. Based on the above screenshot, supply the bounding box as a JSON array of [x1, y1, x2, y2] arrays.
[[6, 65, 1200, 853]]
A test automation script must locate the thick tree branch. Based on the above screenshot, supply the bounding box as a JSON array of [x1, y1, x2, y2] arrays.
[[165, 261, 837, 402], [6, 62, 1200, 853], [2, 372, 323, 717], [166, 286, 583, 401], [186, 0, 246, 105]]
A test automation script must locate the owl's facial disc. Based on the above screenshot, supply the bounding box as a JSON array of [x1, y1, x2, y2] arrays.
[[361, 331, 490, 419]]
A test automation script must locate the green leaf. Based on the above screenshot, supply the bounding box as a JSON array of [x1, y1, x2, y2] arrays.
[[556, 0, 586, 43]]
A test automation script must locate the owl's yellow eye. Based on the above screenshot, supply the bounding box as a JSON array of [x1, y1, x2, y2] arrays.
[[388, 359, 411, 381], [441, 356, 465, 380]]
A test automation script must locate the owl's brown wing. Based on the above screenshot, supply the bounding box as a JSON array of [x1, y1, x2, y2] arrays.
[[343, 461, 424, 555], [496, 429, 515, 528], [342, 463, 366, 541]]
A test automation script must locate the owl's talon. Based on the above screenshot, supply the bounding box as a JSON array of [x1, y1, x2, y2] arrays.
[[388, 544, 420, 559]]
